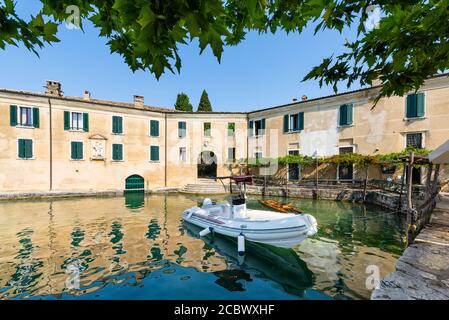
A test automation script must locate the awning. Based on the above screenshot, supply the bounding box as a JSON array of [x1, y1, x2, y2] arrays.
[[429, 139, 449, 164]]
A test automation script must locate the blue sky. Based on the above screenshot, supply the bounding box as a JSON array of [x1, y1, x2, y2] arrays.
[[0, 2, 363, 112]]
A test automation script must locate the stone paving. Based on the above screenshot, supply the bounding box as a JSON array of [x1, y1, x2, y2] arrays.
[[371, 194, 449, 300]]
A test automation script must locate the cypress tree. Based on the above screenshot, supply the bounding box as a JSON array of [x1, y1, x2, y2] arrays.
[[197, 90, 212, 112], [174, 93, 193, 111]]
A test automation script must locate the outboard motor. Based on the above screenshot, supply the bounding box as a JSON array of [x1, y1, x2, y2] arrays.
[[231, 194, 247, 219]]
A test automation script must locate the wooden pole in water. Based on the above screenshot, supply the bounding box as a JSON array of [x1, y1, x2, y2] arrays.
[[363, 164, 369, 201], [406, 152, 415, 245]]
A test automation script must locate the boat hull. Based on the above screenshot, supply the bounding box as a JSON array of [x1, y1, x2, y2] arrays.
[[182, 208, 316, 248]]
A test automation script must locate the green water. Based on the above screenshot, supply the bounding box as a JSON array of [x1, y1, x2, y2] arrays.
[[0, 193, 405, 300]]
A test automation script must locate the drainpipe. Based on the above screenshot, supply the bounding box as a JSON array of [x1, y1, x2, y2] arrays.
[[164, 113, 167, 187], [48, 98, 53, 191]]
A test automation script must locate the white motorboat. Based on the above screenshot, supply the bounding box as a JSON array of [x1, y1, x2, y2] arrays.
[[182, 176, 318, 252]]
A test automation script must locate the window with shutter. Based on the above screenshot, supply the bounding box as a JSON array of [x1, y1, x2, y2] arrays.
[[227, 123, 235, 137], [178, 121, 186, 138], [112, 116, 123, 134], [112, 144, 123, 161], [150, 120, 159, 137], [204, 122, 211, 137], [18, 139, 33, 159], [71, 142, 83, 160], [150, 146, 160, 161], [407, 93, 425, 118], [339, 104, 353, 126]]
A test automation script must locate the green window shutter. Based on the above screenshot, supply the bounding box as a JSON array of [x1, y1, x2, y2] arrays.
[[249, 120, 254, 136], [154, 120, 159, 136], [32, 108, 40, 128], [118, 144, 123, 160], [261, 118, 266, 135], [113, 144, 123, 161], [118, 117, 123, 133], [417, 93, 425, 117], [150, 146, 159, 161], [71, 142, 83, 160], [112, 116, 117, 133], [346, 104, 353, 125], [64, 111, 70, 130], [339, 104, 348, 125], [10, 105, 17, 126], [406, 94, 417, 118], [76, 142, 83, 159], [25, 140, 33, 158], [18, 139, 25, 158], [71, 142, 77, 159], [150, 120, 159, 136], [112, 144, 117, 160], [283, 114, 289, 133], [83, 113, 89, 132], [298, 112, 304, 130]]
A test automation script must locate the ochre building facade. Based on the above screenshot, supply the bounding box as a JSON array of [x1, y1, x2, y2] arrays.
[[1, 75, 449, 192]]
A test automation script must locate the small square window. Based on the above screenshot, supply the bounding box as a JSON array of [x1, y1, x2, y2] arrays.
[[406, 133, 423, 149]]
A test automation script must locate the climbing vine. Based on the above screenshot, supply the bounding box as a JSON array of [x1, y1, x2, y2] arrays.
[[243, 147, 431, 168]]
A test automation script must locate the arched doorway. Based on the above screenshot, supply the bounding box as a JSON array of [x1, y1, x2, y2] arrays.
[[125, 175, 144, 192], [198, 151, 217, 179]]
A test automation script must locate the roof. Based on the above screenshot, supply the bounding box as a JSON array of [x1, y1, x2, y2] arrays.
[[248, 72, 449, 114]]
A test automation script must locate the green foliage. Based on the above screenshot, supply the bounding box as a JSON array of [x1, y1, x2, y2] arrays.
[[246, 147, 432, 168], [1, 1, 448, 99], [174, 92, 192, 112], [197, 90, 212, 112]]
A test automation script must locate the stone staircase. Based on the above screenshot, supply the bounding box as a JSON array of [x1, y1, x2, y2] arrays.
[[181, 179, 228, 194]]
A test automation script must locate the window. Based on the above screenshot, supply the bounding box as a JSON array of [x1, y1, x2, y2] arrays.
[[178, 121, 187, 138], [64, 111, 88, 131], [112, 116, 123, 134], [406, 93, 425, 119], [204, 122, 211, 137], [70, 141, 83, 160], [249, 119, 266, 136], [179, 147, 186, 163], [228, 147, 236, 162], [10, 105, 39, 128], [339, 104, 353, 126], [112, 144, 123, 161], [283, 113, 304, 133], [228, 123, 235, 137], [150, 146, 160, 161], [150, 120, 159, 137], [18, 139, 33, 159], [255, 152, 263, 160], [406, 133, 423, 149]]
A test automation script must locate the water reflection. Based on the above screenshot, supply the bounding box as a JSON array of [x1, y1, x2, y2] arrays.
[[0, 194, 405, 300]]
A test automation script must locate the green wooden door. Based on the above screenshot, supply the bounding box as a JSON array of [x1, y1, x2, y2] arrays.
[[125, 175, 144, 192]]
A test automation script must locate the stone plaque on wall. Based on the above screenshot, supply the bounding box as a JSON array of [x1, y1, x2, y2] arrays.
[[89, 134, 107, 160]]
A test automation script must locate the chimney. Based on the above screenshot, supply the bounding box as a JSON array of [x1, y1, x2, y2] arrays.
[[45, 80, 62, 96], [134, 95, 144, 108], [301, 95, 308, 101], [83, 90, 91, 100]]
